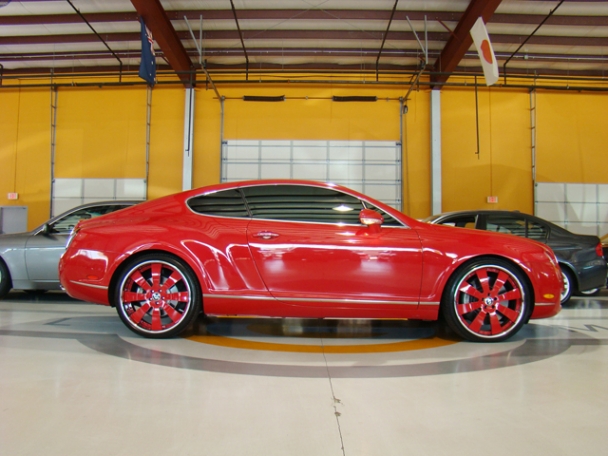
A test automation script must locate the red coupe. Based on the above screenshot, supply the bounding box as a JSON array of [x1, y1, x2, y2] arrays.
[[59, 180, 562, 342]]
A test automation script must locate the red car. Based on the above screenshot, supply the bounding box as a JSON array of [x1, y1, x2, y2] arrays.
[[59, 180, 562, 342]]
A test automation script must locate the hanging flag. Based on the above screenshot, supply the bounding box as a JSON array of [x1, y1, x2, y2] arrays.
[[139, 17, 156, 87], [470, 17, 498, 86]]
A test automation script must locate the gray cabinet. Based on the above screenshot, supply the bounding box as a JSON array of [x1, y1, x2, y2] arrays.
[[0, 206, 28, 234]]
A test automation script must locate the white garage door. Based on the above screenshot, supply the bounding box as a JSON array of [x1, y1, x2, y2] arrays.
[[221, 140, 402, 210]]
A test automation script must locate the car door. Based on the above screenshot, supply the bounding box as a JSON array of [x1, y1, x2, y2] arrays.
[[242, 184, 423, 307]]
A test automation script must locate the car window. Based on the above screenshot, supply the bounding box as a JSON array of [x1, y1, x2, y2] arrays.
[[486, 214, 527, 236], [242, 185, 364, 224], [50, 204, 131, 234], [188, 189, 249, 217], [437, 215, 476, 229], [526, 219, 549, 242]]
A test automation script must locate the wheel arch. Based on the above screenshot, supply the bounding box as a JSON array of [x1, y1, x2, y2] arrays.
[[0, 256, 13, 298]]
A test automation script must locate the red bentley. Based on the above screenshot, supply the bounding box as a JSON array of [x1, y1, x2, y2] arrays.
[[59, 180, 562, 342]]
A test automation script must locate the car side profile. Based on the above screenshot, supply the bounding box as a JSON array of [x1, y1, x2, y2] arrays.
[[59, 180, 563, 343], [0, 201, 141, 299], [425, 210, 607, 304]]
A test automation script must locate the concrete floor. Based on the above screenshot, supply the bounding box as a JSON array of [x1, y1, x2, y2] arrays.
[[1, 290, 607, 456]]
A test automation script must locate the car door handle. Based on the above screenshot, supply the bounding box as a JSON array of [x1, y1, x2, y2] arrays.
[[253, 231, 279, 240]]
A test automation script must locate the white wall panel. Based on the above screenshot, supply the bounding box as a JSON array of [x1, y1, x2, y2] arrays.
[[222, 140, 401, 209]]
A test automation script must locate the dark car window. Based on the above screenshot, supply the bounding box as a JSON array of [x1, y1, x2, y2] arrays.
[[188, 189, 249, 218], [50, 204, 131, 234], [242, 185, 364, 224], [437, 215, 476, 229], [485, 214, 548, 242]]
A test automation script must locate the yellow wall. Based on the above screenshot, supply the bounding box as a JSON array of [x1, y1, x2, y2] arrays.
[[0, 88, 51, 229], [536, 91, 608, 184], [2, 75, 608, 230], [441, 87, 533, 213]]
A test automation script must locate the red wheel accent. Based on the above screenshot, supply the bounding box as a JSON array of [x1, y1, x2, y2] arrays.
[[118, 260, 193, 336], [452, 264, 526, 340]]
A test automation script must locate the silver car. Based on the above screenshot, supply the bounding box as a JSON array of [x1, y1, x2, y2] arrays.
[[0, 201, 141, 299]]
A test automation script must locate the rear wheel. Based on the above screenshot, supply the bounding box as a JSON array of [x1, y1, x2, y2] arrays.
[[0, 261, 12, 299], [441, 258, 530, 342], [113, 253, 201, 338]]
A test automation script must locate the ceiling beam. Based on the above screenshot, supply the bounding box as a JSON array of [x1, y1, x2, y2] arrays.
[[431, 0, 503, 87], [130, 0, 192, 86]]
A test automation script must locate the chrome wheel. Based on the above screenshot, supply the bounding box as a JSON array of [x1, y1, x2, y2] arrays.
[[442, 258, 529, 342], [114, 254, 200, 338]]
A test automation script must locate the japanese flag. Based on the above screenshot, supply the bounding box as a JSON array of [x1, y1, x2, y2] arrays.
[[470, 17, 498, 86]]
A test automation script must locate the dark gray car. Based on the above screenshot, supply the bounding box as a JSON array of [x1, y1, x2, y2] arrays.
[[0, 201, 141, 299], [425, 210, 607, 304]]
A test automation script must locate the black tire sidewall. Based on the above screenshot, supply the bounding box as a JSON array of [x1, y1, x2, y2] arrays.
[[0, 260, 11, 299]]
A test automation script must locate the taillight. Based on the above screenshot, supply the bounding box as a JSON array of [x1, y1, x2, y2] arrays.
[[596, 242, 603, 258]]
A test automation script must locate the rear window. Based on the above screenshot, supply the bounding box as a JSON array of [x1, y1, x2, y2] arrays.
[[187, 189, 249, 217]]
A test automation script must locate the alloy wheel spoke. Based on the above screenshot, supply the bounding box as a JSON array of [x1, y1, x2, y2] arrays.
[[496, 304, 520, 323], [496, 289, 522, 302], [130, 303, 151, 324], [160, 270, 181, 293], [489, 271, 509, 297], [489, 313, 503, 334], [130, 270, 152, 292], [459, 283, 485, 301], [150, 263, 162, 289], [165, 291, 190, 302], [457, 300, 483, 315], [150, 309, 162, 331], [467, 309, 488, 333], [162, 303, 183, 323], [475, 269, 491, 295], [122, 291, 145, 303]]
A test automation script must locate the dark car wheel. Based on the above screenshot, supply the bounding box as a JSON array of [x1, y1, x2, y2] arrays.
[[559, 266, 574, 305], [0, 260, 12, 299], [113, 253, 201, 338], [441, 258, 530, 342], [577, 288, 600, 297]]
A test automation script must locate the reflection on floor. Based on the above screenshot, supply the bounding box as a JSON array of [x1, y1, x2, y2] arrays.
[[1, 290, 607, 456]]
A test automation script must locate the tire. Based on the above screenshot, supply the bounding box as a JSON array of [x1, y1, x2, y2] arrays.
[[441, 258, 531, 342], [113, 253, 201, 338], [560, 266, 574, 305], [0, 260, 12, 300]]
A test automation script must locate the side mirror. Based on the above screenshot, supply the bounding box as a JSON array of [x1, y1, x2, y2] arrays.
[[359, 209, 383, 227], [41, 224, 51, 236]]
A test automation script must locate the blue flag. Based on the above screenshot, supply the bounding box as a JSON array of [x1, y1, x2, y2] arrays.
[[139, 17, 156, 86]]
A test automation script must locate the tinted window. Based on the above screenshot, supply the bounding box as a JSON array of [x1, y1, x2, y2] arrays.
[[438, 214, 476, 229], [485, 214, 548, 241], [188, 189, 249, 217], [50, 204, 132, 234], [242, 185, 364, 224]]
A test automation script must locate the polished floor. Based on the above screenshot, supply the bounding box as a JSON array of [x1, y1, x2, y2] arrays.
[[1, 290, 607, 456]]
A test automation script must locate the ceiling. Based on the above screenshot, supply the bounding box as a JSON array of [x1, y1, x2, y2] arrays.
[[1, 0, 608, 87]]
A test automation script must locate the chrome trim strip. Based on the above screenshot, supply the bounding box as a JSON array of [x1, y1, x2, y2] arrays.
[[206, 294, 427, 306], [535, 302, 558, 306], [70, 280, 108, 290]]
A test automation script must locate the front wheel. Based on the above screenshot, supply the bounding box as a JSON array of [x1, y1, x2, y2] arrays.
[[441, 258, 531, 342], [113, 253, 201, 338]]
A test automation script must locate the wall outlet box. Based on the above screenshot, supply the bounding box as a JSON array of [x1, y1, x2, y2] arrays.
[[7, 193, 18, 200]]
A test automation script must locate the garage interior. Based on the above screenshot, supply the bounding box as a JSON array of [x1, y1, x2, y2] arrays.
[[1, 1, 608, 455]]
